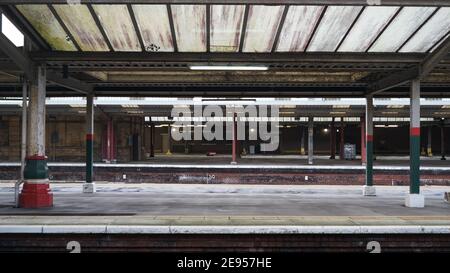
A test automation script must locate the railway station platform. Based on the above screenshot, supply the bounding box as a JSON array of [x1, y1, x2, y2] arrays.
[[0, 183, 449, 252]]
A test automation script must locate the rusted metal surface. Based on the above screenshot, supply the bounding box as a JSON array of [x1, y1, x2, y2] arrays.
[[132, 5, 174, 52], [92, 4, 141, 51], [102, 71, 362, 83], [400, 7, 450, 53], [52, 4, 109, 51], [338, 6, 400, 52], [16, 4, 77, 51], [1, 233, 450, 252], [171, 5, 206, 52], [276, 6, 324, 52], [369, 7, 436, 52], [210, 5, 245, 52], [307, 6, 362, 52], [242, 5, 285, 52]]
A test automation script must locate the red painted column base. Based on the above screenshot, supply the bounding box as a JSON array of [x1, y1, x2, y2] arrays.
[[19, 183, 53, 208]]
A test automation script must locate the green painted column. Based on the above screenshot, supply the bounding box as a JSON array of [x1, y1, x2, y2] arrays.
[[365, 96, 373, 186], [406, 79, 424, 207], [363, 95, 376, 196], [83, 94, 96, 193], [86, 94, 94, 183], [410, 80, 421, 195], [441, 123, 446, 160], [308, 117, 314, 165]]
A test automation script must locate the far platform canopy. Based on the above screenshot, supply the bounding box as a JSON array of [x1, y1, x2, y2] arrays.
[[0, 1, 449, 97]]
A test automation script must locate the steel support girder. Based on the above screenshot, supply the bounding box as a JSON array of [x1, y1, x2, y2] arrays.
[[0, 35, 93, 93], [367, 66, 420, 95], [47, 71, 93, 94], [421, 35, 450, 78], [0, 32, 35, 80], [367, 36, 450, 95], [30, 51, 427, 64]]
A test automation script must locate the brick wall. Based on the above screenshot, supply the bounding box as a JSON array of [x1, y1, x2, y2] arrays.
[[0, 114, 449, 162]]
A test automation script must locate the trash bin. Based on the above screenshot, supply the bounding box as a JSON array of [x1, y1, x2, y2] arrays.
[[344, 143, 356, 160]]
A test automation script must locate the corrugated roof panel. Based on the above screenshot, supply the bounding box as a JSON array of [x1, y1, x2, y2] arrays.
[[338, 6, 400, 52], [276, 6, 324, 52], [243, 5, 285, 52], [210, 5, 245, 52], [92, 4, 141, 51], [307, 6, 363, 52], [369, 7, 436, 52], [53, 4, 109, 51], [400, 8, 450, 52], [16, 4, 77, 51], [171, 5, 206, 52], [132, 5, 174, 52]]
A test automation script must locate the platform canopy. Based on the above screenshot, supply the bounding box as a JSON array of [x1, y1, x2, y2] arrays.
[[0, 1, 449, 97]]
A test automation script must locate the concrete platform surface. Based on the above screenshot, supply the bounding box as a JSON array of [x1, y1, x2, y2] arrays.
[[0, 184, 448, 228]]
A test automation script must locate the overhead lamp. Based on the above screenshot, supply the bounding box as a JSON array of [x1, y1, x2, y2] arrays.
[[189, 65, 268, 71]]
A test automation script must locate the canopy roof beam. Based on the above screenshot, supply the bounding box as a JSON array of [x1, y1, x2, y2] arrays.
[[367, 35, 450, 95]]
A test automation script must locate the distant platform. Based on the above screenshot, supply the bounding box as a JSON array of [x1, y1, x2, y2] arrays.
[[1, 155, 450, 185]]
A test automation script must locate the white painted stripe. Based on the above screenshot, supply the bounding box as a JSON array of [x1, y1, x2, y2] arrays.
[[106, 225, 171, 234], [42, 225, 107, 234], [0, 225, 43, 233], [0, 225, 449, 234]]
